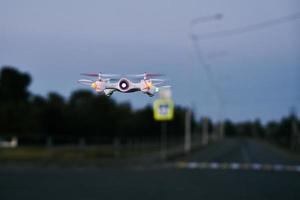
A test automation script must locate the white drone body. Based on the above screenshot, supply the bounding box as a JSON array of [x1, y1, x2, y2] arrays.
[[78, 73, 169, 97]]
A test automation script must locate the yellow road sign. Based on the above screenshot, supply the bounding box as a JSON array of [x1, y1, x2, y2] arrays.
[[153, 99, 174, 121]]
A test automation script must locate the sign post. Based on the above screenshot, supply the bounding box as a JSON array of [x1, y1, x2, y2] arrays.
[[153, 88, 174, 160]]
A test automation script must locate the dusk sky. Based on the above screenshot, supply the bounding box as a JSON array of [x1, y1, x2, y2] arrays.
[[1, 0, 299, 122]]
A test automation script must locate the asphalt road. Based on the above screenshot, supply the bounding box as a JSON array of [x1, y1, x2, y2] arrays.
[[1, 138, 300, 200], [186, 138, 300, 165]]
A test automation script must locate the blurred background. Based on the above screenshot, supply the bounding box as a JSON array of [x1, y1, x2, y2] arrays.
[[0, 0, 300, 200]]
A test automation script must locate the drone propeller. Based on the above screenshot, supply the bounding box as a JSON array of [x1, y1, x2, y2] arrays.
[[77, 79, 99, 89], [78, 79, 94, 86], [153, 82, 165, 86], [147, 73, 165, 77], [150, 78, 166, 82], [100, 73, 121, 77], [127, 73, 164, 77], [127, 73, 164, 79], [160, 85, 172, 89], [81, 73, 121, 78], [81, 73, 98, 77]]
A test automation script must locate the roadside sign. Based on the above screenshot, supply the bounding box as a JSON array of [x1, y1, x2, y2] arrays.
[[159, 88, 172, 99], [153, 99, 174, 121]]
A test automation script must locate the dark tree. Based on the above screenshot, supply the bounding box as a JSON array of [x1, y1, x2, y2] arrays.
[[224, 120, 237, 137], [0, 66, 31, 103], [39, 93, 66, 135], [0, 67, 32, 134], [1, 65, 299, 148]]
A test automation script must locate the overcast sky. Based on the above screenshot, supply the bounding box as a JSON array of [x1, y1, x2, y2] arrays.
[[1, 0, 299, 122]]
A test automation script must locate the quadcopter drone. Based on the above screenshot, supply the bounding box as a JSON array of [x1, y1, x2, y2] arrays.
[[78, 73, 170, 97]]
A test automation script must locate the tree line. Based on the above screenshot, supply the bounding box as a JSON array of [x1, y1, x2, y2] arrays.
[[0, 66, 299, 148], [0, 66, 189, 139]]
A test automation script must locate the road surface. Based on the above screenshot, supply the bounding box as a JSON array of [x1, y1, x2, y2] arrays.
[[1, 138, 300, 200]]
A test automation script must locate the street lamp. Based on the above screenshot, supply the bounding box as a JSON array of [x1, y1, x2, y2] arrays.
[[188, 13, 224, 144]]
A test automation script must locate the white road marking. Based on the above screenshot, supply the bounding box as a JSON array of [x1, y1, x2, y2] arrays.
[[176, 161, 300, 173]]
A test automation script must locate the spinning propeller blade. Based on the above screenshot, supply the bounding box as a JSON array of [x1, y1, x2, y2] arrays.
[[160, 85, 172, 89], [153, 82, 165, 86], [146, 73, 165, 77], [78, 79, 94, 86], [101, 73, 121, 77], [150, 79, 166, 82], [126, 73, 164, 78], [81, 73, 121, 77], [81, 73, 99, 77]]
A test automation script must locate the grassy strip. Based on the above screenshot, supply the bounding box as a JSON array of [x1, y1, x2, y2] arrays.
[[0, 145, 159, 163]]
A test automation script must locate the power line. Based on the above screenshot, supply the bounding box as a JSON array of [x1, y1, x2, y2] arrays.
[[194, 12, 300, 40], [189, 14, 225, 140], [189, 14, 224, 118]]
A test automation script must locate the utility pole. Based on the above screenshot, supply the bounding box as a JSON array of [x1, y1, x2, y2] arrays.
[[219, 121, 224, 139], [290, 107, 300, 151], [184, 109, 192, 154], [189, 14, 224, 141], [161, 122, 167, 160], [202, 117, 209, 146]]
